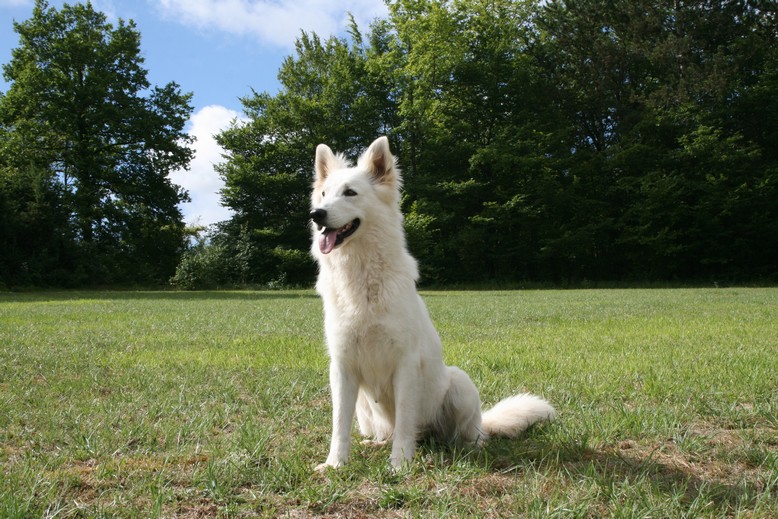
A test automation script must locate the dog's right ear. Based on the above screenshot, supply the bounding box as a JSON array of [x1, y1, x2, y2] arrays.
[[315, 144, 337, 182]]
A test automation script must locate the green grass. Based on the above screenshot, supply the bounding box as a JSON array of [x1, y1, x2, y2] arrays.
[[1, 288, 776, 517]]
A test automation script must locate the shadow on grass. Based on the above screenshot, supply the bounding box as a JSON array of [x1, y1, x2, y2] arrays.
[[338, 418, 771, 516], [463, 432, 770, 514], [579, 446, 766, 511]]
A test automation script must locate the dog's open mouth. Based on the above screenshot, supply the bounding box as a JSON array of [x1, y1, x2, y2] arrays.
[[319, 219, 360, 254]]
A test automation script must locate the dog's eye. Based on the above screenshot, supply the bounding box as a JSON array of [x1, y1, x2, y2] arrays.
[[344, 189, 357, 197], [321, 191, 325, 198]]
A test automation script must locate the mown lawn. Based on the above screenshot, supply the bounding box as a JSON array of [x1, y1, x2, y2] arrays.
[[0, 289, 776, 517]]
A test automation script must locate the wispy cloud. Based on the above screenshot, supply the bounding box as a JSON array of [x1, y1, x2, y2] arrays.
[[168, 105, 243, 227], [91, 0, 119, 21], [0, 0, 31, 7], [1, 0, 118, 20], [153, 0, 387, 48]]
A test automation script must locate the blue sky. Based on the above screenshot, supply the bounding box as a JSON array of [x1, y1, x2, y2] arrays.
[[0, 0, 388, 225]]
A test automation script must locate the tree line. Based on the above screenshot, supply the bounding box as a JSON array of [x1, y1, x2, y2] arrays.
[[2, 0, 777, 289], [0, 0, 193, 287]]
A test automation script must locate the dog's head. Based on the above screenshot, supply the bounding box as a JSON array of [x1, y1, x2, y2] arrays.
[[310, 136, 401, 255]]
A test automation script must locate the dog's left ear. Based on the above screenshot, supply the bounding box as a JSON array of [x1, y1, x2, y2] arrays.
[[361, 136, 396, 184]]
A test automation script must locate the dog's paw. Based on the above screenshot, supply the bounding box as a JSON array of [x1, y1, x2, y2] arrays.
[[314, 461, 342, 473], [387, 457, 413, 475], [314, 463, 330, 473], [388, 453, 415, 472], [360, 439, 388, 447]]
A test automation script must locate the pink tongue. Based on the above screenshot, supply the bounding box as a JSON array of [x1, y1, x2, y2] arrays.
[[319, 229, 338, 254]]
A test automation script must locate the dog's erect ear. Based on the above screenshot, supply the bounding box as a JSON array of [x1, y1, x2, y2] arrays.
[[360, 136, 395, 184], [315, 144, 338, 181]]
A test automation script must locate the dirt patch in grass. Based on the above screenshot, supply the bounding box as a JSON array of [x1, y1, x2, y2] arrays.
[[618, 439, 749, 484], [461, 473, 516, 497], [171, 501, 221, 519], [303, 503, 406, 519], [601, 424, 776, 508]]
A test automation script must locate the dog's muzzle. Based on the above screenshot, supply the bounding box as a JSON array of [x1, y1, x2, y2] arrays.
[[310, 208, 360, 254], [310, 208, 327, 229]]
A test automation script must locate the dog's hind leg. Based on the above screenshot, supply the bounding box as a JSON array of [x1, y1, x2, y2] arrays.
[[356, 392, 376, 438], [356, 391, 392, 444], [438, 366, 484, 445]]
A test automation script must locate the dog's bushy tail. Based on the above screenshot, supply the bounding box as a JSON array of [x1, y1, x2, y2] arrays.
[[480, 393, 556, 439]]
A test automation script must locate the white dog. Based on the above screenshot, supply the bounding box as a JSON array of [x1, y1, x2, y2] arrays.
[[310, 136, 555, 470]]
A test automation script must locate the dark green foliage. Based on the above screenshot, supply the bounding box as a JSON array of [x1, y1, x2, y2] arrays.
[[211, 26, 392, 286], [209, 0, 776, 285], [4, 0, 777, 287], [0, 0, 194, 287], [533, 0, 778, 281]]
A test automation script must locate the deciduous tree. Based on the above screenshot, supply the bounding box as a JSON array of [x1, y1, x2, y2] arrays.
[[0, 0, 194, 286]]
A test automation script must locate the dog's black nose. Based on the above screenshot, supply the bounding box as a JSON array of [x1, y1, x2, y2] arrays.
[[310, 208, 327, 226]]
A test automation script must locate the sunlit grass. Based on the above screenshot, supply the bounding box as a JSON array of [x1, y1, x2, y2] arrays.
[[1, 288, 776, 517]]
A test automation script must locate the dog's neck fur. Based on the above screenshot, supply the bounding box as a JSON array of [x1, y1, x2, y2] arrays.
[[316, 217, 419, 317]]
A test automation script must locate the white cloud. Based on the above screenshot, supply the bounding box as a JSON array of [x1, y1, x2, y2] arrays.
[[153, 0, 388, 48], [169, 105, 244, 227], [0, 0, 30, 7], [91, 0, 119, 21], [0, 0, 117, 18]]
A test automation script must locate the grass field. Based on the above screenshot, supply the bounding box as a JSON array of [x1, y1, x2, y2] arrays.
[[0, 288, 776, 517]]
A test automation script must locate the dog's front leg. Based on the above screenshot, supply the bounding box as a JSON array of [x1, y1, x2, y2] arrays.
[[316, 358, 358, 471], [389, 362, 421, 469]]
